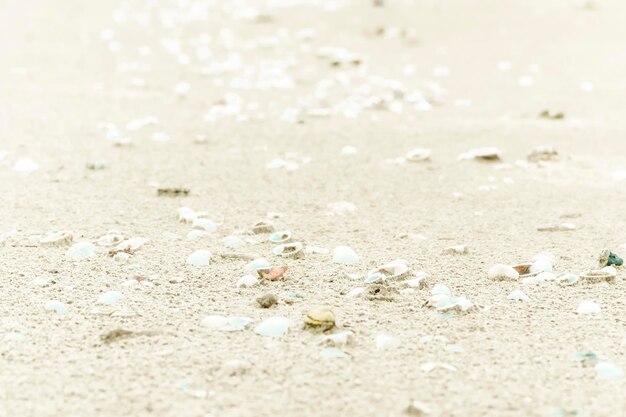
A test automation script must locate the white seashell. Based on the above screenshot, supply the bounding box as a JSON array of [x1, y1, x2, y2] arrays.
[[186, 249, 211, 266], [576, 300, 601, 314], [44, 300, 68, 315], [375, 334, 400, 351], [65, 242, 95, 261], [536, 272, 556, 281], [192, 218, 217, 232], [420, 362, 457, 373], [507, 290, 529, 301], [97, 291, 123, 305], [96, 230, 124, 246], [254, 317, 289, 337], [340, 146, 358, 156], [40, 231, 73, 246], [322, 331, 353, 348], [367, 259, 410, 282], [530, 259, 553, 273], [187, 230, 208, 240], [406, 148, 431, 162], [236, 275, 258, 288], [244, 258, 270, 272], [13, 158, 39, 173], [115, 237, 147, 252], [595, 362, 624, 380], [430, 284, 451, 296], [600, 266, 617, 277], [272, 242, 304, 259], [333, 246, 359, 264], [345, 287, 365, 298], [556, 273, 579, 286], [404, 273, 427, 289], [488, 264, 519, 281], [178, 207, 197, 223], [269, 231, 292, 244], [202, 315, 252, 331], [223, 235, 245, 248]]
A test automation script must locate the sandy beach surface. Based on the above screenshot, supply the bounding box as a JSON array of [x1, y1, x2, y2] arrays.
[[1, 0, 626, 416]]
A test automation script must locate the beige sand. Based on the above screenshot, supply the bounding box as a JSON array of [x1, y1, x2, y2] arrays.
[[1, 0, 625, 416]]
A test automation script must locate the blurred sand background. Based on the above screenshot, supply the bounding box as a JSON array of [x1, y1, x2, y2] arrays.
[[1, 0, 626, 416]]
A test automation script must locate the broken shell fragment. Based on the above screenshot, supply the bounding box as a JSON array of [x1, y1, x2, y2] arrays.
[[256, 293, 278, 308], [40, 231, 73, 246], [236, 275, 258, 288], [345, 287, 365, 298], [192, 218, 217, 232], [257, 265, 288, 281], [269, 231, 292, 244], [598, 250, 623, 268], [115, 237, 147, 253], [366, 259, 410, 283], [537, 223, 576, 232], [580, 269, 615, 284], [512, 263, 539, 278], [488, 264, 519, 281], [457, 147, 502, 161], [556, 273, 579, 286], [304, 307, 336, 331], [272, 242, 304, 259], [96, 230, 124, 246], [527, 144, 558, 162], [251, 221, 274, 234], [405, 148, 431, 162]]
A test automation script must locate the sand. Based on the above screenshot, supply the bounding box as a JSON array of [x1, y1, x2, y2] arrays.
[[1, 0, 625, 416]]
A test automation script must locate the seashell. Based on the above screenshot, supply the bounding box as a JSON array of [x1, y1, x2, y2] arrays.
[[530, 259, 553, 274], [186, 249, 211, 266], [322, 331, 353, 348], [507, 290, 529, 301], [304, 307, 336, 331], [202, 315, 252, 331], [65, 241, 95, 261], [537, 223, 576, 232], [576, 300, 601, 314], [244, 258, 270, 272], [178, 207, 200, 223], [345, 287, 365, 298], [527, 145, 558, 162], [96, 230, 124, 246], [457, 147, 502, 161], [272, 242, 304, 259], [254, 316, 289, 337], [192, 218, 217, 232], [269, 231, 292, 244], [40, 231, 73, 246], [532, 251, 555, 264], [556, 273, 579, 286], [406, 148, 431, 162], [598, 250, 623, 268], [223, 235, 245, 248], [430, 284, 451, 296], [256, 293, 277, 309], [97, 291, 123, 305], [404, 272, 428, 289], [580, 269, 615, 284], [434, 296, 475, 313], [512, 263, 539, 278], [521, 272, 553, 285], [251, 221, 274, 234], [236, 275, 258, 288], [488, 264, 519, 281], [367, 259, 410, 283], [420, 362, 457, 373], [257, 265, 288, 281], [44, 300, 68, 315], [375, 334, 400, 351], [187, 230, 208, 240], [595, 362, 624, 380], [332, 246, 359, 264], [115, 237, 147, 253], [319, 347, 348, 359]]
